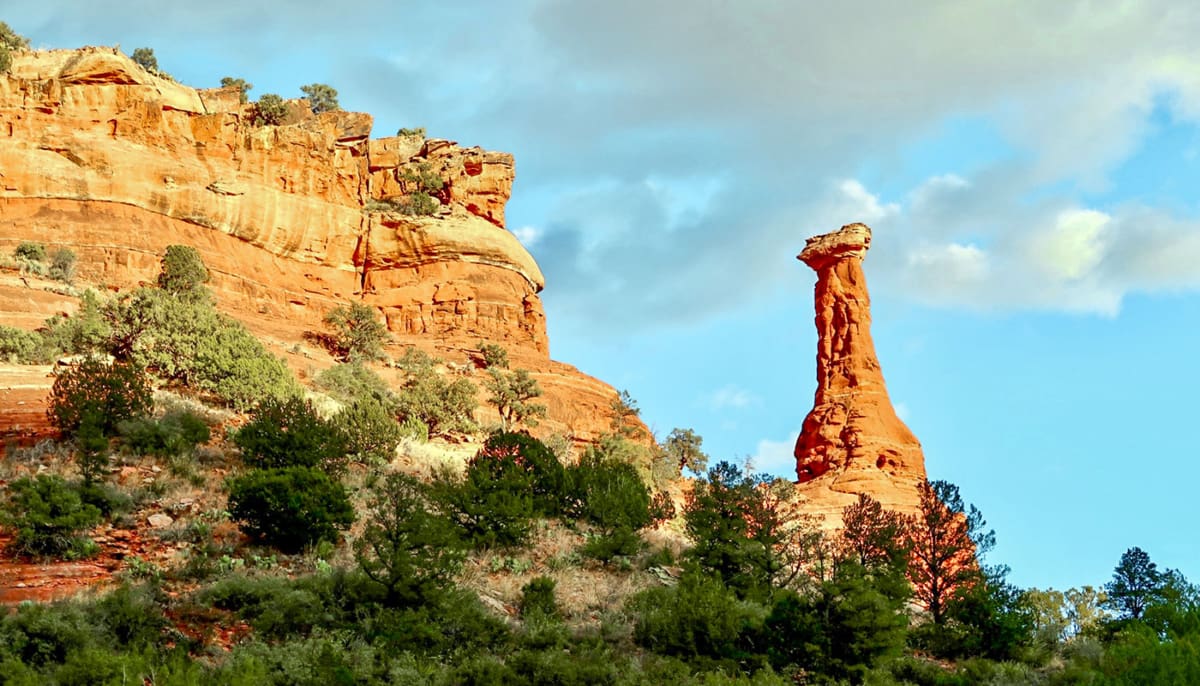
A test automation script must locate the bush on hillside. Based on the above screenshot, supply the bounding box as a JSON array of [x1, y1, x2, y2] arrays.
[[355, 472, 465, 606], [314, 361, 397, 409], [220, 76, 253, 103], [48, 247, 78, 283], [40, 289, 110, 358], [0, 475, 102, 559], [333, 398, 403, 462], [0, 325, 43, 363], [393, 347, 478, 437], [118, 409, 211, 458], [157, 245, 209, 299], [14, 241, 46, 262], [234, 396, 347, 474], [322, 302, 388, 362], [227, 467, 355, 553], [48, 356, 152, 438]]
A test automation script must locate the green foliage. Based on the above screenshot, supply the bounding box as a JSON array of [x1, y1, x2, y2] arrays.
[[0, 475, 101, 558], [41, 289, 111, 358], [436, 432, 565, 548], [630, 571, 766, 668], [253, 93, 289, 126], [300, 83, 339, 113], [48, 247, 77, 283], [610, 389, 644, 438], [478, 341, 509, 369], [314, 361, 397, 408], [130, 47, 158, 72], [157, 244, 209, 298], [334, 399, 402, 462], [767, 563, 908, 681], [105, 286, 296, 410], [396, 126, 426, 138], [840, 493, 911, 572], [0, 325, 43, 363], [685, 461, 811, 600], [220, 76, 253, 103], [0, 21, 27, 50], [905, 479, 993, 625], [566, 450, 656, 560], [393, 348, 477, 437], [937, 565, 1035, 661], [227, 466, 355, 553], [48, 356, 152, 437], [74, 410, 111, 484], [15, 241, 46, 262], [520, 576, 561, 620], [395, 162, 444, 216], [484, 367, 547, 430], [234, 396, 347, 473], [661, 426, 708, 475], [118, 409, 211, 458], [355, 473, 465, 606], [322, 302, 388, 362], [1104, 546, 1163, 621]]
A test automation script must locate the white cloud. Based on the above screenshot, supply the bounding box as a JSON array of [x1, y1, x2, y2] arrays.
[[1032, 209, 1112, 281], [512, 225, 542, 247], [750, 436, 797, 479], [705, 385, 758, 411]]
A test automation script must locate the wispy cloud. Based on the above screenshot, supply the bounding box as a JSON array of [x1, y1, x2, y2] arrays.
[[704, 385, 758, 411]]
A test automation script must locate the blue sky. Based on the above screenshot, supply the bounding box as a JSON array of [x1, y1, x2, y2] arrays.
[[9, 1, 1200, 592]]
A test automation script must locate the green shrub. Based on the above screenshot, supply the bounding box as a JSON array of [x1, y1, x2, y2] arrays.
[[157, 245, 209, 298], [220, 76, 253, 103], [47, 248, 77, 283], [630, 571, 766, 667], [322, 302, 388, 362], [395, 162, 444, 216], [314, 361, 397, 409], [334, 399, 402, 462], [87, 584, 166, 648], [484, 367, 547, 431], [355, 473, 465, 607], [235, 396, 347, 473], [300, 83, 339, 113], [0, 601, 95, 668], [395, 191, 439, 216], [253, 93, 288, 126], [227, 466, 355, 553], [478, 341, 509, 369], [567, 451, 653, 533], [520, 576, 560, 620], [396, 127, 426, 138], [48, 356, 152, 437], [0, 475, 102, 558], [394, 348, 477, 437], [40, 290, 110, 358], [130, 47, 158, 72], [0, 325, 43, 363], [118, 409, 210, 457], [480, 431, 567, 515], [14, 241, 46, 262]]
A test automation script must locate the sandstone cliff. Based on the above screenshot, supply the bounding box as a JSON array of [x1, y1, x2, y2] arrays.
[[0, 46, 624, 443], [793, 223, 926, 521]]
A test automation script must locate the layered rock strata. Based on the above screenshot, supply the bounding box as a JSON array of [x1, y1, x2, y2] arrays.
[[0, 46, 543, 352], [794, 223, 925, 517], [0, 46, 632, 445]]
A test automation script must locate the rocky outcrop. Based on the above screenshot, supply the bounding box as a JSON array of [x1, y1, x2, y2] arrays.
[[0, 45, 636, 446], [0, 46, 543, 352], [794, 223, 925, 519]]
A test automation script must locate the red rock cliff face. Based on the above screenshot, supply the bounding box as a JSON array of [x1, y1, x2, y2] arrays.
[[794, 223, 925, 519], [0, 46, 632, 444], [0, 47, 543, 353]]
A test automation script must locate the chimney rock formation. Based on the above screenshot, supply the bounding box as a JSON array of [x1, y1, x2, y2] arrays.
[[794, 223, 925, 516]]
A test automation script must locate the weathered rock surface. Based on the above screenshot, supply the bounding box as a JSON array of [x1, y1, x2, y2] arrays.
[[0, 46, 542, 352], [0, 45, 635, 448], [794, 223, 926, 521]]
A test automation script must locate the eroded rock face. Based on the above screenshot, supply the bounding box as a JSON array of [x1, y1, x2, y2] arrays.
[[0, 46, 543, 352], [0, 46, 639, 449], [794, 223, 925, 517]]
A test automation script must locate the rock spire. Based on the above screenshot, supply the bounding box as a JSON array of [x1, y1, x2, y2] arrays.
[[794, 223, 925, 514]]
